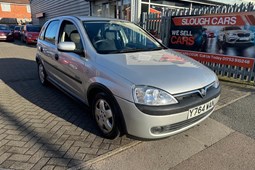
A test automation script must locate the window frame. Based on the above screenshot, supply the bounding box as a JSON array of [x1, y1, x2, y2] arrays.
[[1, 3, 11, 12], [26, 5, 31, 13], [58, 19, 85, 51]]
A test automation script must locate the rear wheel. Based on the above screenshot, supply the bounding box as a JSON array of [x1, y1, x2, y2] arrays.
[[92, 92, 121, 139], [38, 62, 48, 86]]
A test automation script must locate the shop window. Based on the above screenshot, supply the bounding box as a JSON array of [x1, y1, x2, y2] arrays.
[[1, 3, 11, 12], [123, 0, 131, 21], [93, 4, 103, 17], [141, 3, 149, 13]]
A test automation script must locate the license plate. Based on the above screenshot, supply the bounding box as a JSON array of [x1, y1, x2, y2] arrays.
[[239, 37, 249, 41], [0, 35, 6, 38], [188, 100, 214, 119]]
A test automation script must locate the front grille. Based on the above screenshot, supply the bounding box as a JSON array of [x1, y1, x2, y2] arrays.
[[175, 83, 214, 102], [151, 108, 213, 134], [238, 33, 250, 37]]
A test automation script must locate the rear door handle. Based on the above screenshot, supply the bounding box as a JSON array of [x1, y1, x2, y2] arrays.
[[39, 46, 43, 52], [55, 54, 59, 60]]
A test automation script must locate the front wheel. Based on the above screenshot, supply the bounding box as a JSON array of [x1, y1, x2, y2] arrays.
[[92, 92, 121, 139]]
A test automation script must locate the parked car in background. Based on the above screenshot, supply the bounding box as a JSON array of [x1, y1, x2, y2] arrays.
[[9, 25, 16, 32], [13, 26, 22, 39], [36, 16, 220, 139], [21, 25, 41, 44], [0, 24, 14, 42]]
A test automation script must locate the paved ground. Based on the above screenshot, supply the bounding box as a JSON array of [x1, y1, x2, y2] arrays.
[[0, 41, 254, 170], [0, 41, 133, 169]]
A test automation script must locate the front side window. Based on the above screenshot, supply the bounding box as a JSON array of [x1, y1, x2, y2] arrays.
[[58, 20, 83, 51], [44, 20, 60, 44], [1, 3, 11, 12], [83, 21, 163, 54]]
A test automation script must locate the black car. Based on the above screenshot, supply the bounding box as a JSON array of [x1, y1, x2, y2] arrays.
[[0, 24, 14, 42]]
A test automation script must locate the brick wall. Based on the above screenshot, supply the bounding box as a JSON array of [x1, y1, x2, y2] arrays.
[[0, 3, 31, 19]]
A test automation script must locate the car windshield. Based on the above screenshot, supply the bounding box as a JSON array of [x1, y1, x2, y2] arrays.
[[225, 27, 242, 31], [0, 25, 9, 30], [27, 26, 41, 32], [83, 21, 164, 54], [15, 26, 21, 31]]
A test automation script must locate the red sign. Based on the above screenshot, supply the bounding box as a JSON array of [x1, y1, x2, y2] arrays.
[[169, 12, 255, 69], [175, 49, 255, 68], [172, 15, 246, 26]]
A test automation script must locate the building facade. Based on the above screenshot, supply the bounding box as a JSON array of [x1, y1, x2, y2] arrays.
[[31, 0, 226, 25], [0, 0, 31, 24]]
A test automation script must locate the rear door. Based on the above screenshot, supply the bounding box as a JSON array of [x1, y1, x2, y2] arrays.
[[37, 20, 62, 83]]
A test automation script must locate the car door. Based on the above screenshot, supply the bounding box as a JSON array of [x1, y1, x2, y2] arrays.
[[55, 19, 87, 101], [37, 20, 63, 84]]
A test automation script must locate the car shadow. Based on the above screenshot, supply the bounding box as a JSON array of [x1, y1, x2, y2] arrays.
[[13, 39, 37, 48], [0, 57, 101, 137]]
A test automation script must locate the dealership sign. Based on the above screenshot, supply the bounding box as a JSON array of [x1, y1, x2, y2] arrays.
[[169, 12, 255, 69]]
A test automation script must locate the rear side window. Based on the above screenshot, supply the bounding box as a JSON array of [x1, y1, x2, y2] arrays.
[[39, 24, 46, 40], [15, 27, 21, 31], [44, 20, 60, 44]]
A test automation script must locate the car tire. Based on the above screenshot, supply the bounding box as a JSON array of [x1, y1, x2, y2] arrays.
[[92, 92, 121, 139], [25, 37, 28, 45], [38, 62, 48, 86]]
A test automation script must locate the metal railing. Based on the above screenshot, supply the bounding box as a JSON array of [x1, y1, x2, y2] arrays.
[[141, 3, 255, 83]]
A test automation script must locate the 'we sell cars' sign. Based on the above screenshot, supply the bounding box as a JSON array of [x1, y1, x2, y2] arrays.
[[168, 12, 255, 69]]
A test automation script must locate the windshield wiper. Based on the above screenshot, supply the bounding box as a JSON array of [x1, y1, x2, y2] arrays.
[[111, 49, 147, 53], [111, 47, 164, 54], [146, 47, 164, 51]]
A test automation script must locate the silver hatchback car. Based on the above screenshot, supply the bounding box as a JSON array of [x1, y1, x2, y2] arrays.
[[36, 16, 220, 139]]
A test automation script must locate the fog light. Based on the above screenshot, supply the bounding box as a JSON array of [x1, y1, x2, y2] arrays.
[[151, 126, 163, 134]]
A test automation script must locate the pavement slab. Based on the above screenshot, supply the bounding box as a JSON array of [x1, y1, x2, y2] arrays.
[[88, 118, 234, 170], [172, 132, 255, 170]]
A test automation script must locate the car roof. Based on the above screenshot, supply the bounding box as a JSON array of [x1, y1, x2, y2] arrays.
[[54, 16, 128, 23], [77, 16, 126, 22]]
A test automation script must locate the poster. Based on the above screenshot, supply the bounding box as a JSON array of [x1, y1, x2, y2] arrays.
[[168, 12, 255, 68]]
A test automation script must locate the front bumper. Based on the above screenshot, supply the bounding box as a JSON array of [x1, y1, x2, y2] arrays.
[[116, 93, 220, 139]]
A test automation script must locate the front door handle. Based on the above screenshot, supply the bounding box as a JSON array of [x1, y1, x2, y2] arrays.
[[55, 54, 59, 60]]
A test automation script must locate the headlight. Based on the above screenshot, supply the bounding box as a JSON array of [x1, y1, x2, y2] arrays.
[[133, 86, 178, 106], [228, 33, 237, 36], [8, 32, 13, 36], [213, 77, 220, 88]]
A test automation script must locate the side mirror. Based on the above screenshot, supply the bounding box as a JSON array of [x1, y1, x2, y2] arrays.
[[57, 42, 76, 52]]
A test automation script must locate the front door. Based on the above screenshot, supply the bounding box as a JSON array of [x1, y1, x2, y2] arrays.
[[56, 20, 87, 101]]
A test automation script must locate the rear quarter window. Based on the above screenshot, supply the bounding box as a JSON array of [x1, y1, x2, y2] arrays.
[[39, 24, 47, 40], [44, 20, 60, 44]]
